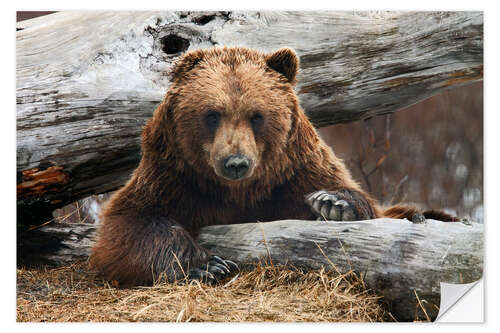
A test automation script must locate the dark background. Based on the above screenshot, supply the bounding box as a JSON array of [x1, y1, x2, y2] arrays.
[[319, 82, 483, 221]]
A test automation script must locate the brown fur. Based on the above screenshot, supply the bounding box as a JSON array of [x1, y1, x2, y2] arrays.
[[383, 206, 459, 222], [90, 47, 455, 287]]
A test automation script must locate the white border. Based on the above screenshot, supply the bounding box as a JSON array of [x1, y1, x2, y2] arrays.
[[4, 0, 498, 331]]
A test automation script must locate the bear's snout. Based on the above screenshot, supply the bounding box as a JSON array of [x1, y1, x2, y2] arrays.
[[220, 154, 252, 180]]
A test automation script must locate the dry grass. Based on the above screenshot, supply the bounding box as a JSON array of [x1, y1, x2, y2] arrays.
[[16, 261, 391, 322]]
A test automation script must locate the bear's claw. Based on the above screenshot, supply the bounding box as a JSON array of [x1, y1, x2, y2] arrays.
[[187, 268, 216, 284], [411, 212, 427, 224], [187, 255, 239, 284], [306, 190, 358, 221]]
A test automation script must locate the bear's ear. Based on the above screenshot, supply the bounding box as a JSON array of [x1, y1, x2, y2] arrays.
[[265, 48, 299, 85], [170, 49, 205, 81], [142, 97, 174, 157]]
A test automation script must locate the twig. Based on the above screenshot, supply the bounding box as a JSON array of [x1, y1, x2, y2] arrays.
[[133, 303, 156, 321], [257, 222, 273, 267], [171, 250, 187, 278], [336, 237, 353, 273], [358, 158, 372, 193], [313, 240, 355, 287], [389, 174, 409, 205], [27, 207, 80, 231], [176, 307, 186, 322], [76, 201, 82, 223], [223, 273, 240, 288], [440, 245, 452, 264], [414, 290, 431, 322]]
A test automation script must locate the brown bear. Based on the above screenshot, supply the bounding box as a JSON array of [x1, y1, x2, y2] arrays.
[[89, 47, 456, 287]]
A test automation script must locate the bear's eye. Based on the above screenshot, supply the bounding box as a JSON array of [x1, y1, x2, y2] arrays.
[[204, 110, 220, 132], [250, 113, 264, 132]]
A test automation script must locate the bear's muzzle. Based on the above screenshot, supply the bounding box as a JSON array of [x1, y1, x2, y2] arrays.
[[220, 154, 252, 180]]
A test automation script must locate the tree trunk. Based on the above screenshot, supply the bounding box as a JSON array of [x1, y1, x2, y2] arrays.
[[19, 218, 483, 322], [16, 11, 483, 225]]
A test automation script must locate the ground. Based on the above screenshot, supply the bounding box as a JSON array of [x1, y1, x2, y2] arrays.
[[16, 261, 390, 322]]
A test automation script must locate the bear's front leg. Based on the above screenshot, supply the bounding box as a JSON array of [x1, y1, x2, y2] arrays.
[[305, 189, 376, 221], [90, 215, 238, 286]]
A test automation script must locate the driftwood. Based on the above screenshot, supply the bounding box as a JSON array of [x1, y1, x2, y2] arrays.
[[16, 11, 483, 226], [18, 218, 483, 322]]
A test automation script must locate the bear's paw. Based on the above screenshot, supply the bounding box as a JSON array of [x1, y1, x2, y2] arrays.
[[187, 255, 239, 285], [305, 189, 374, 221]]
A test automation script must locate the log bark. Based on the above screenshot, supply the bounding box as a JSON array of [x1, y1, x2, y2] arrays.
[[18, 218, 483, 322], [16, 11, 483, 225]]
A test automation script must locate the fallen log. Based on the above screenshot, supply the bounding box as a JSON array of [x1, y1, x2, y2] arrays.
[[199, 219, 483, 322], [18, 218, 483, 322], [16, 11, 483, 226]]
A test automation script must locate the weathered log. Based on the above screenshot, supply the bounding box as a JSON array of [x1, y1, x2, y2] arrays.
[[199, 219, 483, 322], [16, 11, 483, 225], [18, 218, 483, 322]]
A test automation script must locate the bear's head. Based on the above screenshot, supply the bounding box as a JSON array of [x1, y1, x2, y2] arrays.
[[143, 47, 317, 187]]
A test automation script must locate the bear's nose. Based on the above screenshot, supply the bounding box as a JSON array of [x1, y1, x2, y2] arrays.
[[222, 154, 251, 180]]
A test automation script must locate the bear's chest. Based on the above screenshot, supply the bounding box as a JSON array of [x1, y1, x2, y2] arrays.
[[167, 184, 313, 232]]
